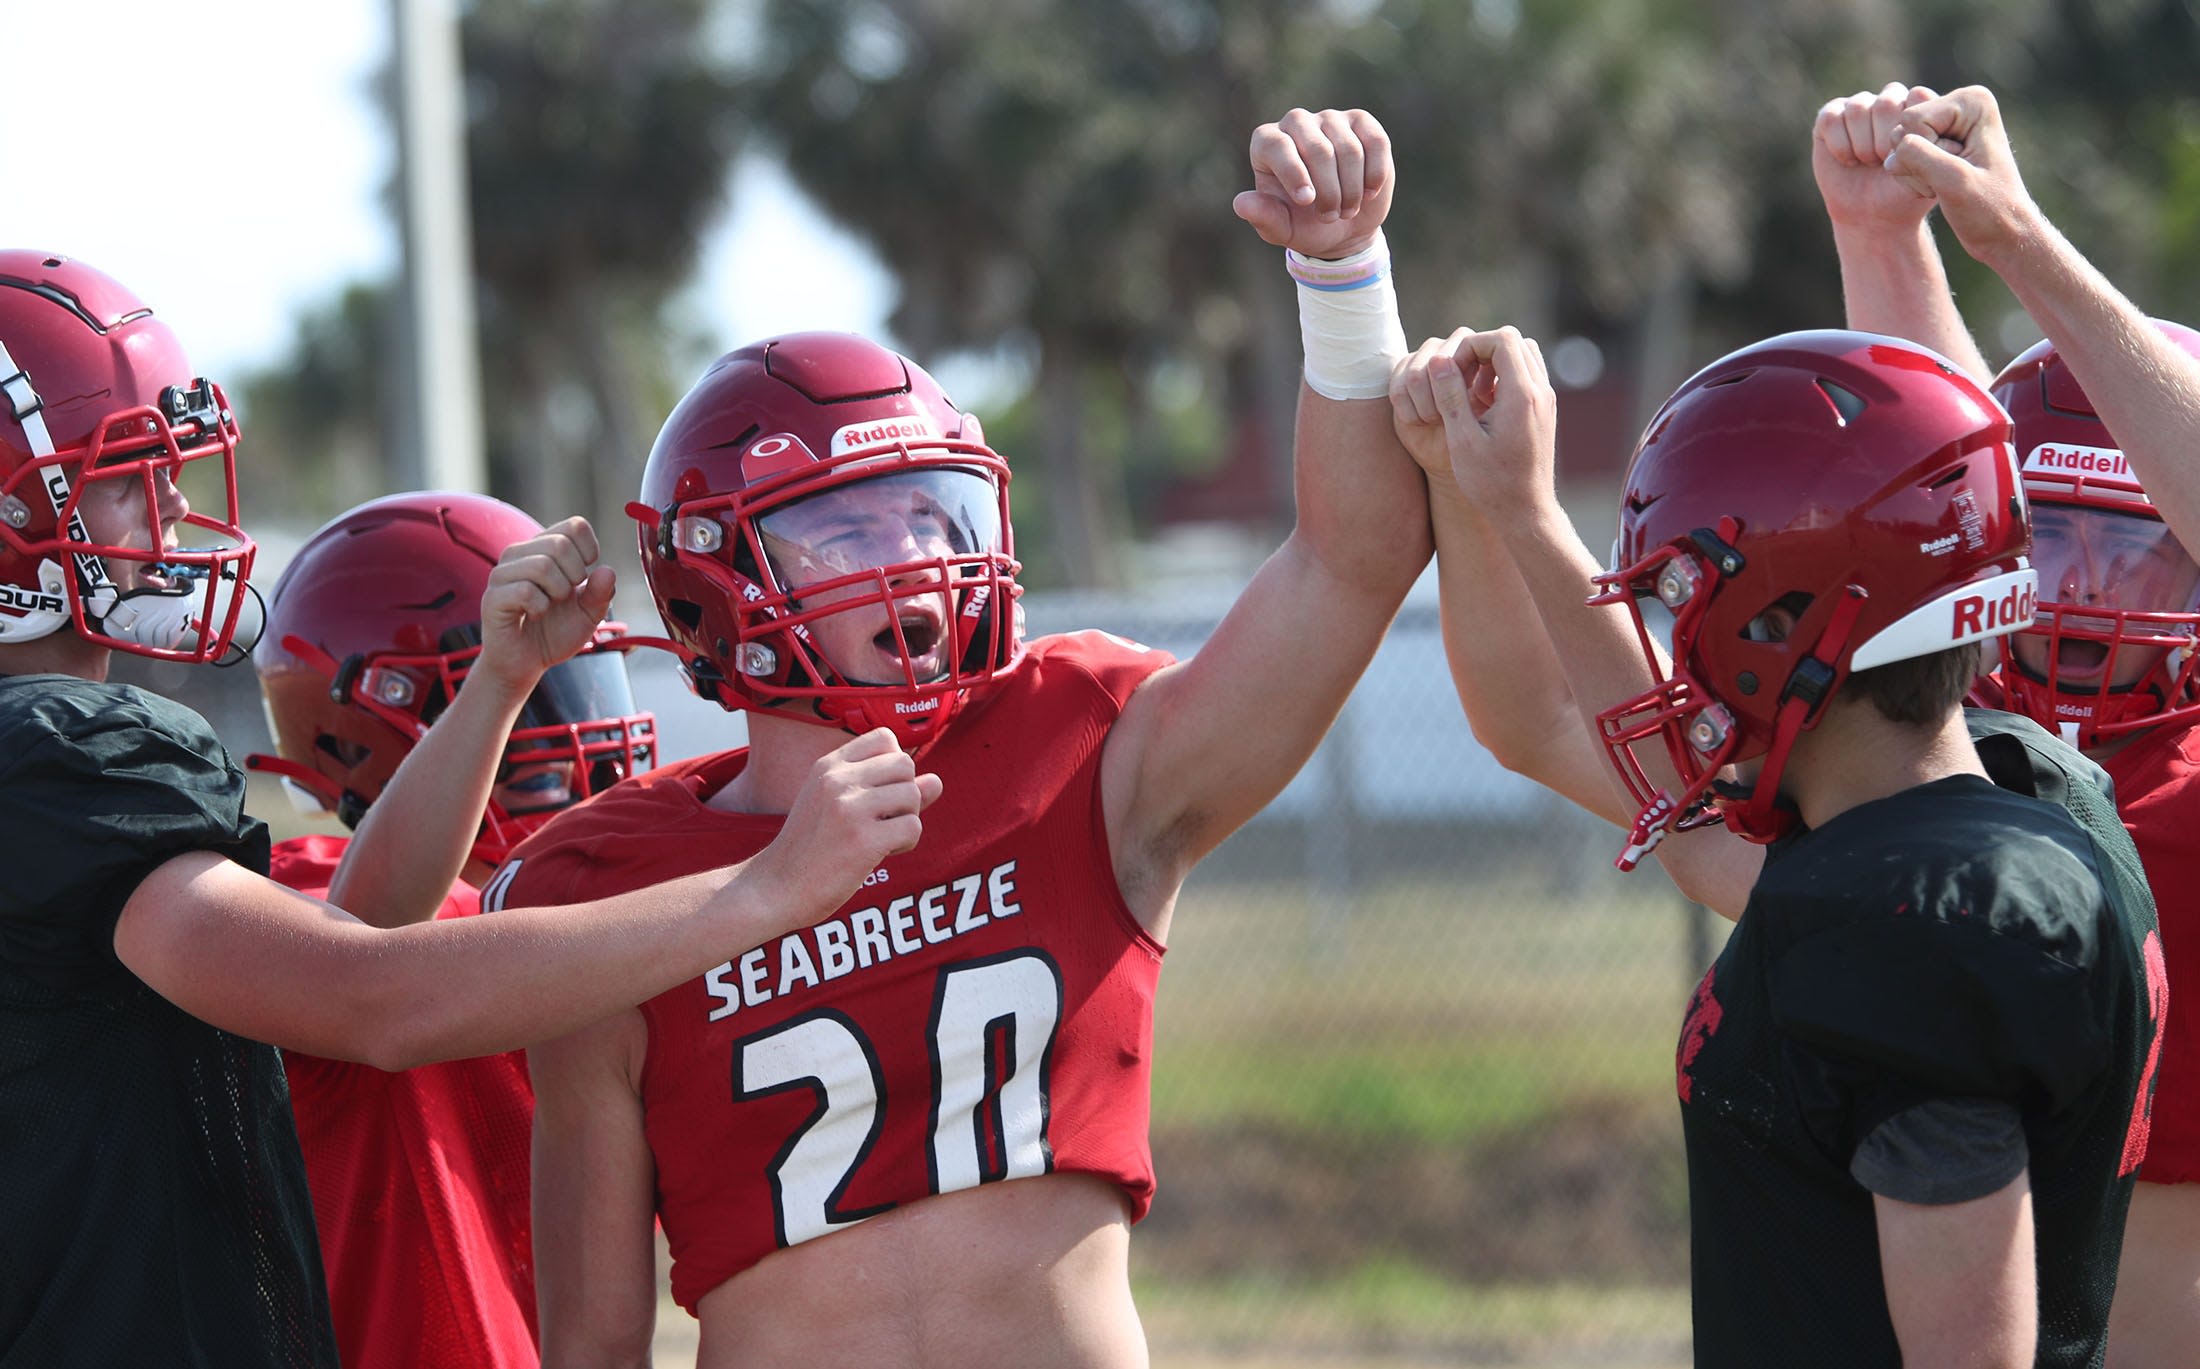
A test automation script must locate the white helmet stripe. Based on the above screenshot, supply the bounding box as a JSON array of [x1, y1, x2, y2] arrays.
[[0, 337, 120, 614], [0, 339, 56, 459], [1848, 565, 2037, 671]]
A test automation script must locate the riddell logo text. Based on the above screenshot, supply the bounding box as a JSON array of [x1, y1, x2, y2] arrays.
[[2025, 443, 2129, 478], [831, 416, 940, 457], [1951, 582, 2037, 637], [893, 698, 941, 715]]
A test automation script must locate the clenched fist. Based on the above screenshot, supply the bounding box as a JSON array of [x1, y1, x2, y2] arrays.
[[475, 515, 619, 700], [747, 728, 945, 923]]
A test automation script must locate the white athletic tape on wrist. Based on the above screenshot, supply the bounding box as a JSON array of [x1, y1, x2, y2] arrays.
[[1289, 230, 1407, 401]]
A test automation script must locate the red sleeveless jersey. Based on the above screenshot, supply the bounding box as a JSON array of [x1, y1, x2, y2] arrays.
[[2103, 720, 2200, 1183], [490, 631, 1172, 1311], [274, 835, 540, 1368]]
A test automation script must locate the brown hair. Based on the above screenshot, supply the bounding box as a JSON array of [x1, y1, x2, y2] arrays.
[[1845, 642, 1985, 725]]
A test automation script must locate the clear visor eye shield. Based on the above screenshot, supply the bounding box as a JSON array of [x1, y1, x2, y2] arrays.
[[671, 463, 1011, 689]]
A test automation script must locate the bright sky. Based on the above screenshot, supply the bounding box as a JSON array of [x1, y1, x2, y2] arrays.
[[10, 0, 897, 393]]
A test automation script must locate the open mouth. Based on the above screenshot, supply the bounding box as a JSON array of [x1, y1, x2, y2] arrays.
[[871, 594, 950, 664], [877, 611, 944, 659], [136, 547, 197, 594], [2054, 637, 2111, 677]]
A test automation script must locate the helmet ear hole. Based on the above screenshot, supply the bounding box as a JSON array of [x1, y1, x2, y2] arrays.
[[667, 599, 705, 633], [1742, 593, 1813, 644], [315, 734, 371, 769]]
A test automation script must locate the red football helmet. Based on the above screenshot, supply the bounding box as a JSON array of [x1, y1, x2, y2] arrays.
[[1990, 321, 2200, 748], [1594, 330, 2032, 865], [0, 251, 255, 662], [248, 492, 660, 867], [631, 332, 1022, 750]]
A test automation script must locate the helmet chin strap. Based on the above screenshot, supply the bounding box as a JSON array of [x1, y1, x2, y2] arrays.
[[821, 687, 960, 755]]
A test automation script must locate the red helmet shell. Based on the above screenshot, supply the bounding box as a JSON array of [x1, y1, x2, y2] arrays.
[[633, 332, 1022, 749], [0, 251, 254, 661], [251, 491, 658, 866], [1991, 321, 2200, 746], [1597, 330, 2030, 854]]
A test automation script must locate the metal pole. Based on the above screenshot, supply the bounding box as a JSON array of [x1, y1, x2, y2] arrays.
[[391, 0, 487, 493]]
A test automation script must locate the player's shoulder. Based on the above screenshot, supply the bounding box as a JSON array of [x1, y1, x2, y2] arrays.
[[525, 751, 724, 845], [1020, 630, 1175, 703], [0, 674, 249, 836], [485, 750, 734, 909], [1965, 706, 2117, 807], [2103, 711, 2200, 795], [1764, 774, 2104, 956], [0, 672, 231, 780]]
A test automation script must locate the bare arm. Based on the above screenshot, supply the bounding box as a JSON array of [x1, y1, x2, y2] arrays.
[[1103, 387, 1429, 917], [1813, 83, 1994, 383], [1875, 1171, 2036, 1368], [532, 1008, 658, 1369], [1396, 334, 1639, 826], [1103, 108, 1432, 923], [113, 728, 942, 1070], [327, 516, 618, 925], [1890, 85, 2200, 549], [1401, 328, 1762, 916]]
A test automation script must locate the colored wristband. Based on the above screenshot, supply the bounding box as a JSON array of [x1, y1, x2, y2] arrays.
[[1289, 230, 1407, 400]]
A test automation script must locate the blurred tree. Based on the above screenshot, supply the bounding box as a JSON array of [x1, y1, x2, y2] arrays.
[[1681, 0, 2200, 372], [235, 284, 400, 524], [236, 0, 744, 540], [744, 0, 1368, 587], [1971, 0, 2200, 351], [464, 0, 747, 525], [1358, 0, 1755, 467], [743, 0, 1811, 570], [235, 0, 2200, 578]]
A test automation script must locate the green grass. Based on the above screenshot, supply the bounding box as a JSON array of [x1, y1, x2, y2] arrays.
[[1152, 1031, 1675, 1145], [1147, 874, 1706, 1143], [1135, 1259, 1691, 1362]]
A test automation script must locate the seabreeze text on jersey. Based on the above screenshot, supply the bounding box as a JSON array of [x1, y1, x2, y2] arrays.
[[703, 859, 1023, 1021]]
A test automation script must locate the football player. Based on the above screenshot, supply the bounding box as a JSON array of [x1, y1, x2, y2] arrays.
[[1816, 82, 2200, 1366], [1395, 323, 2156, 1366], [0, 253, 934, 1366], [495, 107, 1430, 1367], [247, 492, 662, 1369]]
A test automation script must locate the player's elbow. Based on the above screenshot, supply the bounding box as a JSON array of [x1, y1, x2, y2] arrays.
[[1293, 522, 1431, 611], [1467, 713, 1560, 788], [319, 966, 465, 1072], [355, 1032, 438, 1075], [358, 997, 486, 1072]]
